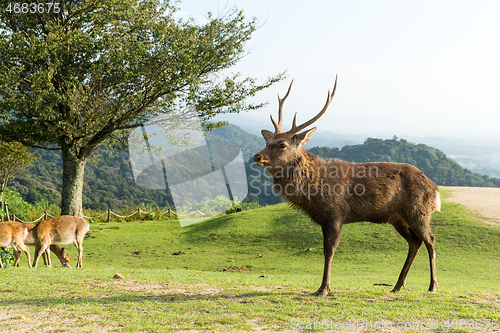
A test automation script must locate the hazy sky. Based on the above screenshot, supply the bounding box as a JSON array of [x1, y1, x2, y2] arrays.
[[178, 0, 500, 140]]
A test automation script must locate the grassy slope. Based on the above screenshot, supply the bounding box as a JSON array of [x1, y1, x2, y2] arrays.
[[1, 189, 499, 332], [83, 191, 500, 291]]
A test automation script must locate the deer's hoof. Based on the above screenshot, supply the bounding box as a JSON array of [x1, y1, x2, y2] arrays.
[[391, 283, 404, 293], [311, 288, 329, 297], [391, 286, 403, 293]]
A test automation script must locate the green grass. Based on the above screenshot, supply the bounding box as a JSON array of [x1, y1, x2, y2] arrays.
[[1, 189, 499, 332]]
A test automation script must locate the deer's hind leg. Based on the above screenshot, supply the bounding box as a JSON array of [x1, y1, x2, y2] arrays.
[[43, 247, 52, 267], [408, 216, 437, 292], [74, 238, 84, 268], [391, 216, 422, 292], [12, 243, 31, 268], [13, 247, 22, 267]]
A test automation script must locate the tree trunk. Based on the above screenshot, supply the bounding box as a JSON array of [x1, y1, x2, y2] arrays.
[[1, 190, 4, 222], [61, 143, 87, 218], [0, 179, 7, 222]]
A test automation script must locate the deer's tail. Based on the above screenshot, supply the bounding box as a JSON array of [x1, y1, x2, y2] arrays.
[[435, 190, 441, 212]]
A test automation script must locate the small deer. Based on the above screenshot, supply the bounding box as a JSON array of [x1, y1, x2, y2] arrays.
[[31, 216, 89, 268], [253, 77, 440, 296], [0, 221, 70, 267], [0, 221, 33, 268]]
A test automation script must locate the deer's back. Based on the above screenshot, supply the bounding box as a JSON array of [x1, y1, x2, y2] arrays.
[[36, 216, 90, 245], [345, 161, 438, 222], [281, 159, 439, 225], [0, 221, 29, 247]]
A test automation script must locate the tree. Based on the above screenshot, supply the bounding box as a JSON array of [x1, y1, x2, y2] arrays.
[[0, 141, 36, 218], [0, 1, 283, 217]]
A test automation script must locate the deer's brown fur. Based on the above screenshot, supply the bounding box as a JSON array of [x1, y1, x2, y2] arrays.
[[0, 221, 70, 267], [254, 78, 440, 296], [31, 216, 89, 268]]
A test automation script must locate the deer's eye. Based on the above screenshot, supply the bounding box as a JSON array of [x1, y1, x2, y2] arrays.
[[278, 143, 287, 149]]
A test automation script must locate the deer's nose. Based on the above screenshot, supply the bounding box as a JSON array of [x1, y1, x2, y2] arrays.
[[253, 154, 262, 162]]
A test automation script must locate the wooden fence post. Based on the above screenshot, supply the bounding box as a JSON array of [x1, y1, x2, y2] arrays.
[[137, 208, 141, 220], [5, 203, 9, 221], [108, 208, 111, 222], [44, 210, 48, 220], [12, 213, 15, 222]]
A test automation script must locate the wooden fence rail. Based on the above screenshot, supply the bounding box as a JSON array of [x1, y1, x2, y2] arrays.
[[2, 203, 181, 224]]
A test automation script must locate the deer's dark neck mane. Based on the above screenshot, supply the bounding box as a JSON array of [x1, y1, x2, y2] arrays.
[[270, 149, 326, 182], [269, 150, 336, 223], [270, 150, 331, 201]]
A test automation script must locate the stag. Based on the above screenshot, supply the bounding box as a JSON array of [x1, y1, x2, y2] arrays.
[[253, 77, 440, 296]]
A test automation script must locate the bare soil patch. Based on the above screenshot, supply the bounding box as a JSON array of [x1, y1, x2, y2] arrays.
[[441, 186, 500, 226]]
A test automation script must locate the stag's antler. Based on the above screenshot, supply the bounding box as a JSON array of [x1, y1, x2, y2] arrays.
[[270, 79, 294, 133], [288, 75, 338, 135]]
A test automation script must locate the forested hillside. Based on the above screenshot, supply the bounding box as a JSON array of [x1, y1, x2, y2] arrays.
[[7, 127, 500, 210], [9, 147, 172, 211], [206, 124, 265, 161], [8, 124, 268, 210], [309, 137, 500, 187]]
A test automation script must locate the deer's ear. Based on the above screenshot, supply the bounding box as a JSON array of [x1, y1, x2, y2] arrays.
[[292, 127, 316, 146], [261, 130, 274, 142]]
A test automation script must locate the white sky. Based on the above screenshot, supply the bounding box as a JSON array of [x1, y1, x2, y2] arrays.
[[178, 0, 500, 140]]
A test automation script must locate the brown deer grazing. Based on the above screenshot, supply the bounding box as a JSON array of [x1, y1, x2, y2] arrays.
[[0, 221, 70, 267], [253, 77, 441, 296], [31, 216, 89, 268]]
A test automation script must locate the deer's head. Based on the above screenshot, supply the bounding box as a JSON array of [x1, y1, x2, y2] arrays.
[[61, 247, 71, 268], [253, 76, 337, 169]]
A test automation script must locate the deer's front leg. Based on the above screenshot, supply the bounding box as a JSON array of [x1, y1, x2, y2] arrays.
[[312, 223, 342, 296]]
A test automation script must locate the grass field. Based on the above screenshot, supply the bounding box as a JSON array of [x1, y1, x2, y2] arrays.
[[0, 189, 499, 332]]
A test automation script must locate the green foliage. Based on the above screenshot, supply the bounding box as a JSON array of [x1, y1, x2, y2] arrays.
[[33, 198, 59, 212], [2, 188, 33, 220], [0, 1, 283, 149], [9, 147, 171, 210], [0, 188, 262, 224], [0, 141, 36, 205], [234, 200, 262, 211], [178, 195, 232, 215], [0, 0, 284, 215], [176, 195, 261, 217], [309, 137, 500, 187], [8, 125, 281, 210], [0, 248, 14, 267]]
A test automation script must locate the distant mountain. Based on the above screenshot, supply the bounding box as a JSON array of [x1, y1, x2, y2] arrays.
[[206, 124, 265, 161], [8, 124, 275, 210], [7, 125, 500, 211], [309, 137, 500, 187], [9, 147, 173, 211]]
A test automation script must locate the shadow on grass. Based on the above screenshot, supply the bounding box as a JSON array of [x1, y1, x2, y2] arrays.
[[3, 290, 305, 307]]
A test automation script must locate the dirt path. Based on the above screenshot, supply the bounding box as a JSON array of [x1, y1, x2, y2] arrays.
[[441, 186, 500, 225]]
